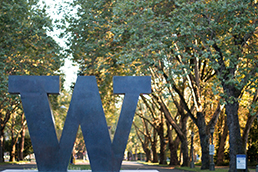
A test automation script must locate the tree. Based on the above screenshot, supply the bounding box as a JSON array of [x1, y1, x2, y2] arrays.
[[62, 0, 128, 124], [109, 0, 225, 168], [62, 0, 258, 170], [215, 113, 229, 165], [170, 1, 258, 171], [63, 0, 224, 168], [133, 121, 152, 162], [247, 118, 258, 163], [241, 89, 258, 151], [6, 110, 26, 162], [0, 0, 63, 162], [135, 99, 164, 163], [167, 123, 180, 165]]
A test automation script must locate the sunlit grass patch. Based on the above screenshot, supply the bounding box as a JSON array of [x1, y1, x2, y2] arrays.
[[68, 164, 91, 170], [137, 161, 160, 166], [0, 161, 32, 165]]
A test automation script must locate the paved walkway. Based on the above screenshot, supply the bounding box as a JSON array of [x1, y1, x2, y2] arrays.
[[0, 161, 187, 172], [1, 161, 256, 172], [121, 161, 186, 172], [0, 162, 37, 171]]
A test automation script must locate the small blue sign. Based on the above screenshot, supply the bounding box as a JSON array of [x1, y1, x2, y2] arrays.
[[209, 145, 214, 155], [236, 154, 246, 169]]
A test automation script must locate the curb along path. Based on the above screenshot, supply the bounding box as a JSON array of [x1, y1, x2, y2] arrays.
[[0, 161, 189, 172]]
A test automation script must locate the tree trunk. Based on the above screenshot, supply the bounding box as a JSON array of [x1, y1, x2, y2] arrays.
[[0, 128, 4, 162], [157, 95, 188, 166], [134, 147, 137, 161], [139, 135, 151, 162], [169, 136, 180, 165], [10, 116, 16, 162], [167, 121, 180, 165], [151, 129, 158, 163], [158, 114, 167, 165], [181, 137, 189, 167], [159, 136, 167, 165], [10, 124, 16, 162], [19, 113, 25, 160], [226, 102, 245, 172], [180, 113, 189, 167], [10, 142, 16, 162], [0, 102, 16, 162], [151, 143, 158, 163], [242, 113, 257, 153], [145, 147, 151, 162], [133, 119, 152, 162], [197, 112, 210, 169], [170, 82, 222, 169], [216, 115, 228, 165], [242, 89, 258, 153]]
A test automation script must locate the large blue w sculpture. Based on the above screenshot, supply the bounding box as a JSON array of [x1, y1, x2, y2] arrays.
[[8, 76, 151, 172]]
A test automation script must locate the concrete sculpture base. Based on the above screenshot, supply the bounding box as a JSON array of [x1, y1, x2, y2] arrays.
[[3, 170, 159, 172]]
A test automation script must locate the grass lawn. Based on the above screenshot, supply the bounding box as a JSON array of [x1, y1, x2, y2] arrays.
[[0, 160, 91, 170], [0, 161, 32, 165], [137, 161, 160, 166], [175, 166, 229, 172], [138, 161, 232, 172], [68, 164, 91, 170]]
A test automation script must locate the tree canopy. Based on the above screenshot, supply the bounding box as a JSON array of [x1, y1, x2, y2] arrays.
[[0, 0, 64, 162], [1, 0, 257, 170], [62, 0, 258, 170]]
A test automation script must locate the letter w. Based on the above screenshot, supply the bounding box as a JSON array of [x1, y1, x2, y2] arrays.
[[8, 76, 151, 172]]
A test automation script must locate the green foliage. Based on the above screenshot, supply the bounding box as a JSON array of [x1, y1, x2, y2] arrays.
[[170, 0, 258, 95], [5, 135, 33, 160], [22, 136, 34, 159], [61, 0, 258, 168], [0, 0, 63, 75], [103, 0, 258, 100], [0, 0, 65, 162], [0, 0, 64, 115], [62, 0, 127, 130], [0, 0, 64, 109]]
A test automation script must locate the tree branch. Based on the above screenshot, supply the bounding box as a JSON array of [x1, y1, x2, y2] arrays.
[[208, 101, 225, 129]]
